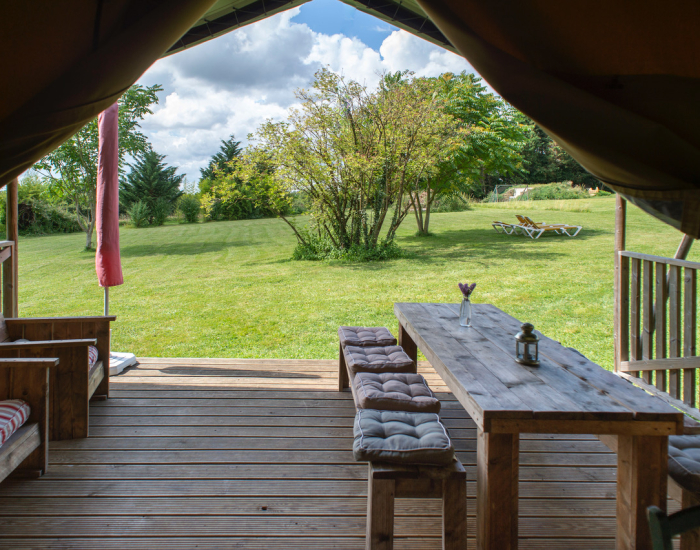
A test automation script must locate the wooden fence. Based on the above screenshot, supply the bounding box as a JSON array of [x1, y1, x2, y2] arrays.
[[616, 250, 699, 406]]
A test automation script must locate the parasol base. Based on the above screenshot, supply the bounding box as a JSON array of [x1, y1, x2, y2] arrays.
[[109, 352, 137, 376]]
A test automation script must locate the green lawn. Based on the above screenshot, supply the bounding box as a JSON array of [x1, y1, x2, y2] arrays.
[[17, 197, 699, 369]]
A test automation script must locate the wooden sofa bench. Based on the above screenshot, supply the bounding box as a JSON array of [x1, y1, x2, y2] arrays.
[[0, 358, 56, 482], [0, 314, 115, 440]]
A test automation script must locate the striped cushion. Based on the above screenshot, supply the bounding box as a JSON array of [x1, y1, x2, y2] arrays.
[[88, 346, 99, 369], [0, 400, 31, 447]]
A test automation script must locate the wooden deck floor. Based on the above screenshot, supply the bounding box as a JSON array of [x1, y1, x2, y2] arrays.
[[0, 358, 679, 549]]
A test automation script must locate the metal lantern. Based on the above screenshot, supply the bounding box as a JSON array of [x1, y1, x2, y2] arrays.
[[515, 323, 540, 366]]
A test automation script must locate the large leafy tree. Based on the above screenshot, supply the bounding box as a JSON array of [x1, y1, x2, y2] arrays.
[[409, 73, 528, 234], [199, 135, 243, 184], [243, 68, 459, 254], [509, 121, 600, 188], [120, 149, 184, 222], [34, 84, 161, 248]]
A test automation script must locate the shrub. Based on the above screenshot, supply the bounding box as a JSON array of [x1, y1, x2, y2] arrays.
[[151, 197, 171, 226], [177, 195, 200, 223], [292, 231, 403, 262], [14, 200, 81, 235], [513, 182, 588, 201], [432, 194, 471, 213], [128, 201, 150, 227]]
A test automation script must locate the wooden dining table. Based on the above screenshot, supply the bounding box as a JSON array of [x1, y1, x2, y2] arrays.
[[394, 302, 685, 550]]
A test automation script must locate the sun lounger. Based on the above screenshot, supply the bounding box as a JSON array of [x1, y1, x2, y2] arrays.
[[492, 221, 518, 234], [522, 216, 582, 239]]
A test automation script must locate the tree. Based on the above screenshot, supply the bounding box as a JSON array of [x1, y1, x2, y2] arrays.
[[509, 119, 600, 188], [244, 68, 459, 257], [120, 149, 184, 225], [199, 135, 243, 183], [34, 84, 161, 248], [408, 73, 529, 234]]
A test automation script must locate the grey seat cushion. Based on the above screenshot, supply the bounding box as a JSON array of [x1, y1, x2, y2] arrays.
[[344, 345, 415, 373], [338, 326, 397, 348], [353, 409, 454, 465], [354, 372, 441, 413], [669, 435, 700, 495]]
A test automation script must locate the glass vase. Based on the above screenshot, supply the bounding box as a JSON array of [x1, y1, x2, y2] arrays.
[[459, 297, 472, 327]]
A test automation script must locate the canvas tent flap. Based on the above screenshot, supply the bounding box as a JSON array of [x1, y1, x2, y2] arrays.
[[0, 0, 217, 188], [415, 0, 700, 237]]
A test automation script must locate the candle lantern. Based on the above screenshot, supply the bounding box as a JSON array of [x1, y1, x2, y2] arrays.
[[515, 323, 540, 366]]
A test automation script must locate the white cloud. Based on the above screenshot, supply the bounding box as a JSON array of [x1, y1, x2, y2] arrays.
[[137, 8, 478, 182]]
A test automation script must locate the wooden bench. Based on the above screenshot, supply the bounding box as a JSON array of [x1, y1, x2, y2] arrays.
[[0, 358, 56, 483], [0, 314, 115, 440], [340, 341, 466, 550]]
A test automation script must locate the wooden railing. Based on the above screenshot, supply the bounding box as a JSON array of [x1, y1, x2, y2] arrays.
[[616, 250, 699, 406]]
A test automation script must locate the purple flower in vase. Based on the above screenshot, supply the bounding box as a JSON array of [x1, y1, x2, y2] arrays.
[[458, 282, 477, 299]]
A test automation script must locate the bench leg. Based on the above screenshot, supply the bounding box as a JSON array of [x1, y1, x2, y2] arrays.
[[398, 322, 418, 370], [477, 429, 519, 550], [367, 468, 395, 550], [442, 468, 467, 550], [339, 344, 349, 391], [616, 435, 668, 550]]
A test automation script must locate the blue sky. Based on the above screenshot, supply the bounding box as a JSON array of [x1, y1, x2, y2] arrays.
[[138, 0, 480, 182], [291, 0, 397, 50]]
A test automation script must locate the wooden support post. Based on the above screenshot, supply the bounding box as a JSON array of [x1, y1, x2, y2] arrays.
[[616, 435, 668, 550], [338, 343, 349, 391], [614, 195, 626, 372], [399, 322, 418, 367], [477, 429, 519, 550], [366, 468, 395, 550], [3, 177, 18, 317], [442, 468, 467, 550]]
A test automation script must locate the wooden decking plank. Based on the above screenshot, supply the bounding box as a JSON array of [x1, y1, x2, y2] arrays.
[[0, 479, 618, 499], [85, 425, 598, 441], [45, 449, 617, 466], [49, 436, 608, 454], [0, 515, 617, 538], [0, 497, 622, 517], [38, 463, 617, 483]]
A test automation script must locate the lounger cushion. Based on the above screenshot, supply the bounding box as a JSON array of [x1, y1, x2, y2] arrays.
[[344, 345, 415, 373], [338, 326, 397, 348], [354, 372, 441, 413], [353, 409, 454, 465], [88, 346, 99, 369], [0, 399, 30, 447], [668, 435, 700, 495]]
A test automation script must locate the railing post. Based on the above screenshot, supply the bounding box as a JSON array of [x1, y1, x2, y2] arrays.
[[614, 194, 627, 372], [3, 178, 18, 318]]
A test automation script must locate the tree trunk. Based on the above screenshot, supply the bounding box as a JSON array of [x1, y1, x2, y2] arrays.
[[85, 223, 94, 249], [412, 192, 426, 234]]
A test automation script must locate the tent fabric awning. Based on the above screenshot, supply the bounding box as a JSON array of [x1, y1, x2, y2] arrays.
[[1, 0, 699, 235]]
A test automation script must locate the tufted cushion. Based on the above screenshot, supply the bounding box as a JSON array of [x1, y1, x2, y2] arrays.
[[338, 326, 397, 348], [344, 345, 415, 374], [668, 435, 700, 495], [354, 372, 441, 413], [353, 409, 454, 465], [0, 400, 31, 447]]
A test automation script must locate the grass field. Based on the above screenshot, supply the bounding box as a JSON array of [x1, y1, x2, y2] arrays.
[[17, 197, 700, 370]]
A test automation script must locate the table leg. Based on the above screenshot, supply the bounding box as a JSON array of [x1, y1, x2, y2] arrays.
[[477, 429, 519, 550], [616, 435, 668, 550], [399, 322, 418, 367]]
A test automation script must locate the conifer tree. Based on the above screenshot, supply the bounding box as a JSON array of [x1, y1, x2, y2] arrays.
[[120, 150, 184, 223]]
